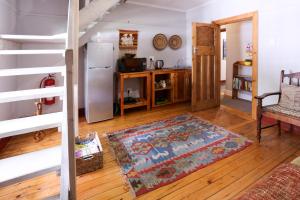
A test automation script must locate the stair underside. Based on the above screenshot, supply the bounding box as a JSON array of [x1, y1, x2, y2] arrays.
[[0, 112, 63, 139], [79, 0, 120, 30], [0, 87, 64, 103], [0, 66, 65, 77], [0, 50, 65, 55], [0, 146, 61, 187], [0, 34, 66, 43]]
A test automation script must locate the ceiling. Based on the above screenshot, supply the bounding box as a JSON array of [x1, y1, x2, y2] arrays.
[[126, 0, 211, 12]]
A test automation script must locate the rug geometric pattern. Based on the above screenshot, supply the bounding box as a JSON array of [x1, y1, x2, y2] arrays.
[[108, 114, 252, 197]]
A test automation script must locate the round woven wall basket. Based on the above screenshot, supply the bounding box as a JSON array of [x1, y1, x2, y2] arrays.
[[153, 34, 168, 51], [169, 35, 182, 50]]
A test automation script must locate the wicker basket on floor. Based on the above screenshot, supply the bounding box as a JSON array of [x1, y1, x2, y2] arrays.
[[75, 132, 103, 176]]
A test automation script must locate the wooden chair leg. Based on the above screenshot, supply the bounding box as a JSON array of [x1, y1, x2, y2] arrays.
[[256, 100, 263, 143], [257, 116, 262, 143], [289, 124, 294, 133], [277, 120, 281, 136]]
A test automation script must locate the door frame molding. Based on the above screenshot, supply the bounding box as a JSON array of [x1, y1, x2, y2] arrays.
[[213, 11, 258, 119]]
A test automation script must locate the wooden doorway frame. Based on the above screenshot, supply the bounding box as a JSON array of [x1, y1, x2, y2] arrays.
[[213, 11, 258, 119]]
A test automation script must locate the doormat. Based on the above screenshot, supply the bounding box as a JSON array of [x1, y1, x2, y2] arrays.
[[107, 114, 252, 197]]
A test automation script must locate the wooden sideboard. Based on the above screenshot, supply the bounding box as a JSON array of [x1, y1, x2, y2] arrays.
[[117, 68, 191, 115], [152, 68, 191, 107], [117, 71, 151, 116]]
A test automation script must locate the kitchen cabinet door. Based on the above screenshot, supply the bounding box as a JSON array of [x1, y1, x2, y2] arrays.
[[174, 70, 187, 103], [184, 70, 192, 101]]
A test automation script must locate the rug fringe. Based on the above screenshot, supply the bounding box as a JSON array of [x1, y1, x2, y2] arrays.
[[105, 134, 137, 199]]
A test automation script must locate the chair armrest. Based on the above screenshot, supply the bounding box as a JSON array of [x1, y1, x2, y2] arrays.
[[255, 92, 281, 100]]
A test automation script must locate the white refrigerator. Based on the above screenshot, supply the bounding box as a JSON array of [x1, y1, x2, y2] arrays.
[[85, 42, 114, 123]]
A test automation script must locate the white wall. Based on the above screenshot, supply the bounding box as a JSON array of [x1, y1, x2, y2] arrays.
[[16, 0, 68, 35], [226, 21, 252, 101], [15, 43, 65, 117], [186, 0, 300, 105], [0, 0, 19, 120], [12, 0, 68, 117], [80, 3, 187, 105]]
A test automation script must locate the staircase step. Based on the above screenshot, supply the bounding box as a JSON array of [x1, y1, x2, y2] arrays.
[[0, 87, 64, 103], [0, 146, 61, 186], [0, 66, 65, 77], [0, 34, 66, 43], [0, 112, 63, 139], [0, 50, 65, 55]]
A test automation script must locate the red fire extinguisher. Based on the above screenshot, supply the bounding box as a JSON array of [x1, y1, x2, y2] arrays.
[[40, 74, 56, 105]]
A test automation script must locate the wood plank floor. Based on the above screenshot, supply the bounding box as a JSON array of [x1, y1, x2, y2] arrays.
[[0, 103, 300, 200]]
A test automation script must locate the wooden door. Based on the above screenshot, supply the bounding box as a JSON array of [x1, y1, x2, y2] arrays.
[[174, 70, 186, 103], [192, 23, 221, 111]]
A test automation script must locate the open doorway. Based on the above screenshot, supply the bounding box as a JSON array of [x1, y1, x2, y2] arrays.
[[191, 12, 258, 119], [220, 21, 253, 115], [213, 12, 258, 119]]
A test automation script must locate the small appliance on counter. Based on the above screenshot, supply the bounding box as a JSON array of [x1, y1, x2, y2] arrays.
[[155, 60, 164, 69], [118, 54, 147, 73]]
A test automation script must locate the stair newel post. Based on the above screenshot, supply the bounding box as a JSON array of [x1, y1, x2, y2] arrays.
[[66, 0, 79, 137], [61, 49, 77, 200]]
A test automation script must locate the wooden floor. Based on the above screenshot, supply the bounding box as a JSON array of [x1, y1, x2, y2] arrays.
[[1, 103, 300, 200]]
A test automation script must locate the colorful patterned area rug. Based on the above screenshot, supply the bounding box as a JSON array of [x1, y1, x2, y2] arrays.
[[107, 114, 252, 197]]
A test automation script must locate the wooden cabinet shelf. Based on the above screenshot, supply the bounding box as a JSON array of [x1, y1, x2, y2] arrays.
[[152, 71, 174, 108], [124, 98, 148, 109], [232, 62, 253, 99], [155, 87, 172, 91], [234, 75, 252, 81]]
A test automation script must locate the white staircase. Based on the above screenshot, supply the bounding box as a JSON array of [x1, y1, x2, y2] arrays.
[[0, 146, 61, 186], [0, 47, 66, 188], [0, 112, 63, 139], [0, 0, 125, 198]]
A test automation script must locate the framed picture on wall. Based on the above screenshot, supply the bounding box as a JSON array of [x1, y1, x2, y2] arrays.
[[119, 30, 138, 50], [222, 39, 227, 60]]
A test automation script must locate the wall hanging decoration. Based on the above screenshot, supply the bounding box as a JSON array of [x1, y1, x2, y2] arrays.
[[153, 33, 168, 50], [169, 35, 182, 50], [119, 30, 138, 50]]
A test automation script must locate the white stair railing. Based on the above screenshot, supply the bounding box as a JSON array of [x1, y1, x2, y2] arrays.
[[61, 0, 78, 199], [0, 1, 77, 199], [0, 49, 66, 188]]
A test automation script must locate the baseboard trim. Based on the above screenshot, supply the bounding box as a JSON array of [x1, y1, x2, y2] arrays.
[[221, 105, 252, 120], [221, 89, 232, 97]]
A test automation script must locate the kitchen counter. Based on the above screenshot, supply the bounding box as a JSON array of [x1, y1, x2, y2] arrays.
[[146, 67, 191, 72]]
